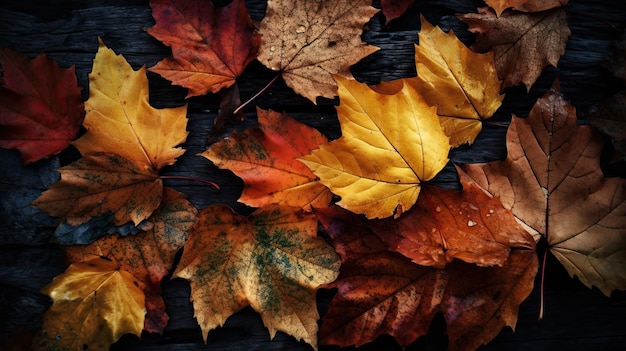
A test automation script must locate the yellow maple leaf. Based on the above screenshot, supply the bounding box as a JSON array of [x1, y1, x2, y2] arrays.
[[173, 205, 340, 350], [34, 258, 145, 351], [408, 16, 503, 147], [299, 76, 450, 219], [73, 38, 188, 171]]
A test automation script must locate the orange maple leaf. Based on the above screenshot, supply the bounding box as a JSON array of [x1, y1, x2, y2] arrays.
[[462, 80, 626, 296], [173, 205, 340, 350], [257, 0, 379, 103], [147, 0, 260, 97], [202, 108, 332, 211]]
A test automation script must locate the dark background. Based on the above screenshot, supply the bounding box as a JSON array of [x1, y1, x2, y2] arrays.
[[1, 0, 625, 350]]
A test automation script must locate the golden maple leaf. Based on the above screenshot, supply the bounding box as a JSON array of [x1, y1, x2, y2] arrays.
[[34, 258, 145, 351], [300, 76, 450, 219], [257, 0, 379, 103], [408, 16, 503, 147], [73, 38, 188, 171]]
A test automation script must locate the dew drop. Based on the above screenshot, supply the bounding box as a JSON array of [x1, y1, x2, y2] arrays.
[[431, 228, 437, 233], [467, 220, 477, 227], [296, 25, 306, 34], [435, 206, 441, 212], [270, 46, 276, 52], [489, 209, 494, 214]]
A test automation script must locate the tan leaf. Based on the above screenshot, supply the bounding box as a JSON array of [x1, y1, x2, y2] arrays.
[[485, 0, 568, 16]]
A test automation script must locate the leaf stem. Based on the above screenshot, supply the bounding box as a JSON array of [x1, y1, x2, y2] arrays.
[[233, 73, 280, 115], [160, 175, 220, 190], [539, 248, 548, 321]]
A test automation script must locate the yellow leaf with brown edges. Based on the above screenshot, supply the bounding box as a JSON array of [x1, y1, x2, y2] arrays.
[[173, 205, 340, 350], [408, 16, 503, 147], [257, 0, 379, 103], [202, 108, 332, 211], [34, 257, 145, 351], [300, 76, 450, 219], [73, 39, 188, 171]]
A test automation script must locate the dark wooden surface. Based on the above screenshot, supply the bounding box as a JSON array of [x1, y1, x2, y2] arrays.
[[1, 0, 625, 350]]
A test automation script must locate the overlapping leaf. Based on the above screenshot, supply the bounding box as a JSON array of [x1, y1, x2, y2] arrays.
[[462, 81, 626, 296], [173, 205, 340, 349], [300, 76, 449, 219], [317, 206, 537, 350], [202, 108, 332, 211], [485, 0, 568, 16], [369, 171, 535, 269], [63, 188, 197, 333], [0, 47, 84, 164], [408, 17, 503, 147], [380, 0, 416, 24], [34, 257, 145, 351], [147, 0, 260, 97], [257, 0, 379, 103], [73, 39, 188, 171], [460, 7, 570, 91]]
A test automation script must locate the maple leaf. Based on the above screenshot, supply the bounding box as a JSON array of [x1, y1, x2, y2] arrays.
[[316, 206, 537, 350], [202, 107, 332, 211], [173, 204, 340, 349], [147, 0, 260, 97], [32, 153, 163, 226], [459, 7, 571, 91], [462, 80, 626, 296], [408, 16, 504, 147], [63, 188, 197, 333], [0, 47, 84, 164], [380, 0, 416, 24], [257, 0, 379, 103], [369, 171, 535, 269], [300, 76, 449, 219], [485, 0, 568, 16], [34, 257, 145, 351], [73, 39, 188, 172]]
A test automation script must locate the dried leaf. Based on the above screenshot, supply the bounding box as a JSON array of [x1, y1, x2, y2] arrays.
[[317, 206, 537, 350], [408, 16, 503, 147], [0, 47, 84, 164], [147, 0, 260, 97], [73, 39, 188, 171], [202, 108, 332, 211], [462, 80, 626, 296], [380, 0, 416, 24], [485, 0, 568, 16], [257, 0, 379, 103], [173, 205, 340, 349], [34, 257, 145, 351], [370, 171, 535, 269], [63, 188, 197, 333], [586, 90, 626, 159], [32, 153, 163, 227], [460, 7, 570, 91], [300, 76, 449, 219]]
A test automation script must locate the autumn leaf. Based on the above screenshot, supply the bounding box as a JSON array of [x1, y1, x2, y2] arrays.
[[73, 39, 188, 171], [173, 204, 340, 349], [34, 257, 145, 351], [147, 0, 260, 97], [460, 7, 570, 91], [369, 171, 535, 269], [380, 0, 416, 24], [316, 206, 537, 350], [485, 0, 568, 16], [0, 47, 84, 164], [63, 188, 197, 333], [257, 0, 379, 103], [462, 80, 626, 296], [32, 153, 163, 227], [408, 16, 503, 147], [300, 76, 449, 219], [202, 107, 332, 211], [586, 90, 626, 160]]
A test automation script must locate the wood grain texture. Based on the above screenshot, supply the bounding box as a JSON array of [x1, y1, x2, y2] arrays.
[[1, 0, 625, 350]]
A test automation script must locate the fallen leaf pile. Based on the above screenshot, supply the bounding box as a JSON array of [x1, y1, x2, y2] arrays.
[[1, 0, 624, 350]]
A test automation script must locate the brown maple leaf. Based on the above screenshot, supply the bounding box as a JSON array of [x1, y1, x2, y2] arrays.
[[147, 0, 260, 97], [63, 188, 197, 333], [316, 206, 537, 350], [462, 80, 626, 296], [380, 0, 416, 24], [459, 7, 571, 91], [257, 0, 379, 103], [202, 107, 332, 211], [369, 171, 535, 269], [0, 47, 84, 164], [485, 0, 569, 16]]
